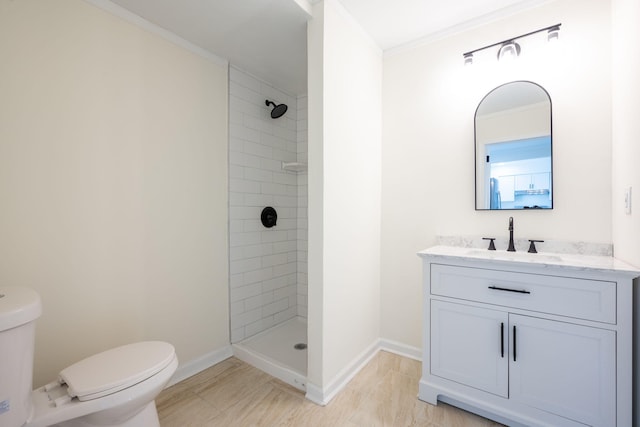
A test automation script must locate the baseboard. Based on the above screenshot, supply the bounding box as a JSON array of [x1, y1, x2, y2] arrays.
[[167, 345, 234, 387], [166, 339, 422, 405], [305, 339, 379, 406], [305, 338, 423, 405], [379, 338, 422, 361]]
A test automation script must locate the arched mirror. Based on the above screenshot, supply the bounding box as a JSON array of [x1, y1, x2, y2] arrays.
[[475, 81, 552, 210]]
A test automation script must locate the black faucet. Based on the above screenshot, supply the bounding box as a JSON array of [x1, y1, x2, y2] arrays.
[[507, 217, 516, 252]]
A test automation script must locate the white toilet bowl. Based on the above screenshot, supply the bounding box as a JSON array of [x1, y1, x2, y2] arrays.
[[0, 287, 178, 427]]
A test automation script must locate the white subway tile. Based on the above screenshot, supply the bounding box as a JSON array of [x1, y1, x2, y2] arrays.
[[274, 306, 297, 324], [244, 141, 273, 159], [243, 167, 273, 183], [272, 241, 297, 254], [273, 172, 297, 186], [230, 300, 245, 316], [261, 230, 288, 243], [229, 206, 261, 220], [228, 193, 244, 207], [229, 231, 261, 247], [243, 267, 273, 285], [274, 284, 296, 300], [230, 283, 262, 302], [260, 133, 287, 151], [230, 122, 261, 143], [262, 276, 287, 292], [261, 182, 289, 196], [229, 97, 263, 120], [243, 193, 274, 207], [296, 305, 308, 319], [243, 243, 272, 258], [245, 317, 276, 337], [274, 195, 298, 207], [229, 151, 261, 168], [230, 66, 262, 92], [262, 253, 288, 268], [230, 81, 263, 106], [230, 179, 261, 194], [230, 257, 262, 274], [272, 262, 296, 278], [244, 294, 265, 311], [231, 307, 262, 327], [229, 247, 244, 261], [230, 273, 244, 288], [260, 158, 283, 172], [242, 219, 266, 232], [230, 327, 245, 343], [272, 148, 297, 162], [262, 298, 289, 317]]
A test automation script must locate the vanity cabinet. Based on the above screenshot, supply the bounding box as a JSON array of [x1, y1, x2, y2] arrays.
[[419, 247, 639, 427]]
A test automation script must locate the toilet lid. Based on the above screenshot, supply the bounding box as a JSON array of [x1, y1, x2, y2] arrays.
[[59, 341, 175, 401]]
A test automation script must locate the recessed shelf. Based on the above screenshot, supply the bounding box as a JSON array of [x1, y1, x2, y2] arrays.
[[281, 162, 307, 172]]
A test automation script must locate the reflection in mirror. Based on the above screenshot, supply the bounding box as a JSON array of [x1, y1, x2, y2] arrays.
[[475, 81, 552, 210]]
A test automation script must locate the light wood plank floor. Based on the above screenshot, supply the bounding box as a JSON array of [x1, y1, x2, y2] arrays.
[[157, 351, 504, 426]]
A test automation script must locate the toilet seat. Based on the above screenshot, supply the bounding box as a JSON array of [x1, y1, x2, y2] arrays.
[[59, 341, 175, 401]]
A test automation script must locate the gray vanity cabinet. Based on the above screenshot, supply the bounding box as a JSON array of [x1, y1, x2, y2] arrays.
[[418, 247, 639, 427]]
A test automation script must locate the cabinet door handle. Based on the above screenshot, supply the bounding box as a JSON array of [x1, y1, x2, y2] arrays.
[[513, 325, 517, 362], [488, 285, 531, 294], [500, 322, 504, 358]]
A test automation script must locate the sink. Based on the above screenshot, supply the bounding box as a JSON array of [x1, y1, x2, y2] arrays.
[[465, 249, 563, 263]]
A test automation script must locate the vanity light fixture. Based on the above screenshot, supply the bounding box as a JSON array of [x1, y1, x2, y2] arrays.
[[497, 41, 521, 60], [463, 23, 561, 65], [547, 26, 560, 42], [464, 53, 473, 66]]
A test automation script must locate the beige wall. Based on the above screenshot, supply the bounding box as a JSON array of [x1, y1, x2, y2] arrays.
[[0, 0, 229, 386], [381, 0, 613, 348]]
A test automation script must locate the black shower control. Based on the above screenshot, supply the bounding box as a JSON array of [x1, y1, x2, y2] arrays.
[[261, 207, 277, 228]]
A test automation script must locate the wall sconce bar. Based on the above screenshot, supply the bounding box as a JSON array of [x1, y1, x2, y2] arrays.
[[462, 23, 561, 64]]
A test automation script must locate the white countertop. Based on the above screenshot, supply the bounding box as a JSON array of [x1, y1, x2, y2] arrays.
[[419, 245, 640, 277]]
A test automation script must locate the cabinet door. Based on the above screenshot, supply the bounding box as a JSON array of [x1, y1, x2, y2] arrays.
[[431, 300, 508, 397], [509, 314, 616, 426], [531, 172, 550, 190], [514, 174, 531, 191]]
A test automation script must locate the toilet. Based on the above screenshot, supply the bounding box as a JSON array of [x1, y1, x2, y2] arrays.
[[0, 286, 178, 427]]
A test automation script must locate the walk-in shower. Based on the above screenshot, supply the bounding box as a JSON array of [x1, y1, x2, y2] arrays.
[[228, 66, 308, 390]]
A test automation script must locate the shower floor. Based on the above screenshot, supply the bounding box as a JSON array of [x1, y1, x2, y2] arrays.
[[232, 317, 307, 391]]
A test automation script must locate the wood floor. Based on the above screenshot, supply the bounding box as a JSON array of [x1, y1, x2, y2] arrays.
[[157, 351, 504, 426]]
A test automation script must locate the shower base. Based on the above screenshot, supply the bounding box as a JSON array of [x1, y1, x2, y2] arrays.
[[233, 316, 307, 391]]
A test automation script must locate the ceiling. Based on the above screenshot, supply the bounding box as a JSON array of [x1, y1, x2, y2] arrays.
[[108, 0, 550, 95]]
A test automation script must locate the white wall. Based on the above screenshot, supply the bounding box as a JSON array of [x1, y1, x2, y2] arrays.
[[307, 0, 382, 394], [228, 66, 306, 342], [612, 0, 640, 267], [381, 0, 613, 348], [0, 0, 229, 386]]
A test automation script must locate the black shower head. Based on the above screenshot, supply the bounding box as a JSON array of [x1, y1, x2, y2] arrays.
[[265, 100, 288, 119]]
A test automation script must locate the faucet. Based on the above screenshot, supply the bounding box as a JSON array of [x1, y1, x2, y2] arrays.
[[507, 216, 516, 252]]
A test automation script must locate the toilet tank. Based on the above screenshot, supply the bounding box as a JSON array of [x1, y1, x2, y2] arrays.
[[0, 287, 42, 427]]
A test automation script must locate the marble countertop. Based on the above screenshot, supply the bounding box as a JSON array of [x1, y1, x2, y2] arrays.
[[418, 245, 640, 277]]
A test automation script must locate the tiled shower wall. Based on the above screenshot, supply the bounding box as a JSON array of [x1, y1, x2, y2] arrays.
[[229, 66, 308, 343]]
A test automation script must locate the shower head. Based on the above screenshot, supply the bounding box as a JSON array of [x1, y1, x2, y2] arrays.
[[265, 100, 288, 119]]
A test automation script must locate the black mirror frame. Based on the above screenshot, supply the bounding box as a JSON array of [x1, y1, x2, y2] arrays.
[[474, 80, 553, 211]]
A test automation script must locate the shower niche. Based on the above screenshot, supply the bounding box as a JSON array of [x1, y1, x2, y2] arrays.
[[227, 66, 308, 389]]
